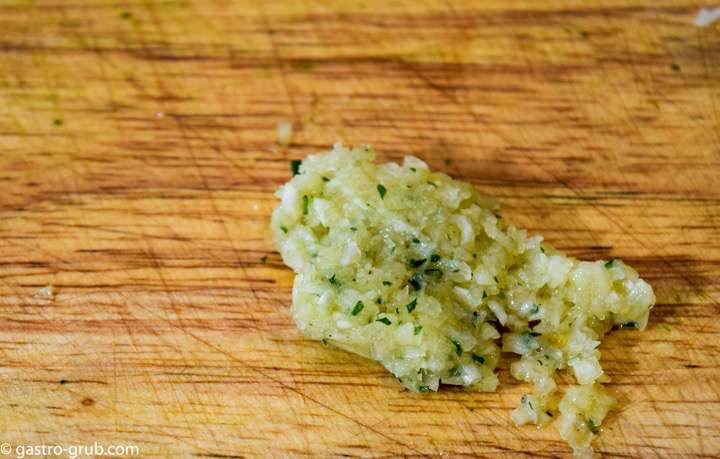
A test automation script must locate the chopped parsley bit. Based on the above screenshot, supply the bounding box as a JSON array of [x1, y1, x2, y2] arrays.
[[376, 317, 392, 326], [430, 254, 441, 263], [351, 301, 364, 316], [521, 331, 541, 348], [377, 184, 387, 199], [426, 181, 437, 188], [408, 274, 423, 291], [452, 340, 463, 357], [418, 385, 431, 393], [321, 176, 330, 182], [670, 63, 681, 72], [414, 324, 423, 335], [412, 238, 420, 244], [424, 268, 443, 277], [471, 354, 485, 364], [376, 298, 383, 304], [482, 291, 488, 299], [52, 118, 64, 126], [409, 167, 416, 172], [302, 195, 309, 215], [406, 298, 417, 313], [260, 255, 268, 263], [587, 418, 600, 434], [546, 410, 554, 417], [540, 246, 545, 254], [349, 226, 357, 231], [280, 225, 288, 234], [620, 321, 637, 329], [521, 394, 534, 411], [382, 281, 392, 286], [604, 258, 619, 268], [328, 274, 340, 286], [321, 338, 328, 346], [410, 258, 427, 267], [290, 159, 302, 176]]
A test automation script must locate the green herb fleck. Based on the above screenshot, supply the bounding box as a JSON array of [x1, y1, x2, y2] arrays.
[[351, 301, 364, 316], [414, 324, 423, 335], [426, 181, 437, 188], [546, 410, 554, 417], [620, 321, 637, 329], [670, 63, 680, 72], [382, 281, 392, 286], [604, 258, 619, 268], [408, 274, 423, 291], [328, 274, 339, 286], [452, 340, 463, 357], [321, 338, 328, 346], [376, 317, 391, 326], [302, 195, 309, 215], [580, 30, 589, 39], [260, 255, 268, 263], [412, 238, 420, 244], [349, 226, 357, 231], [418, 385, 431, 393], [540, 247, 545, 254], [471, 354, 485, 364], [424, 268, 443, 278], [587, 418, 600, 434], [430, 254, 440, 262], [52, 118, 63, 127], [280, 225, 288, 234], [410, 258, 426, 268], [406, 298, 417, 313], [522, 394, 534, 411], [120, 11, 132, 20], [377, 184, 387, 199], [290, 160, 302, 176], [409, 167, 417, 172], [482, 291, 487, 299], [321, 176, 330, 182]]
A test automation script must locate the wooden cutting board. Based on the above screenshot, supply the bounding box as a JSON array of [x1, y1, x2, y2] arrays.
[[1, 0, 718, 457]]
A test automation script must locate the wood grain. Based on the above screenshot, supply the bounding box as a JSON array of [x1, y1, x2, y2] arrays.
[[1, 0, 719, 457]]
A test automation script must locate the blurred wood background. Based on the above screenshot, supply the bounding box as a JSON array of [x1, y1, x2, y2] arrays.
[[1, 0, 718, 457]]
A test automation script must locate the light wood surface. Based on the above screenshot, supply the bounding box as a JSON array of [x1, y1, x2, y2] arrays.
[[1, 0, 719, 457]]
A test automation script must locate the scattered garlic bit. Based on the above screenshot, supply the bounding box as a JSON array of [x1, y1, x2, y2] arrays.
[[694, 7, 720, 27], [36, 285, 55, 300], [276, 121, 293, 146], [272, 144, 655, 455]]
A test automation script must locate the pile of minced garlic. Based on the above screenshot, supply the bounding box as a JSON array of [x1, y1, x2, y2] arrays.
[[272, 143, 655, 456]]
